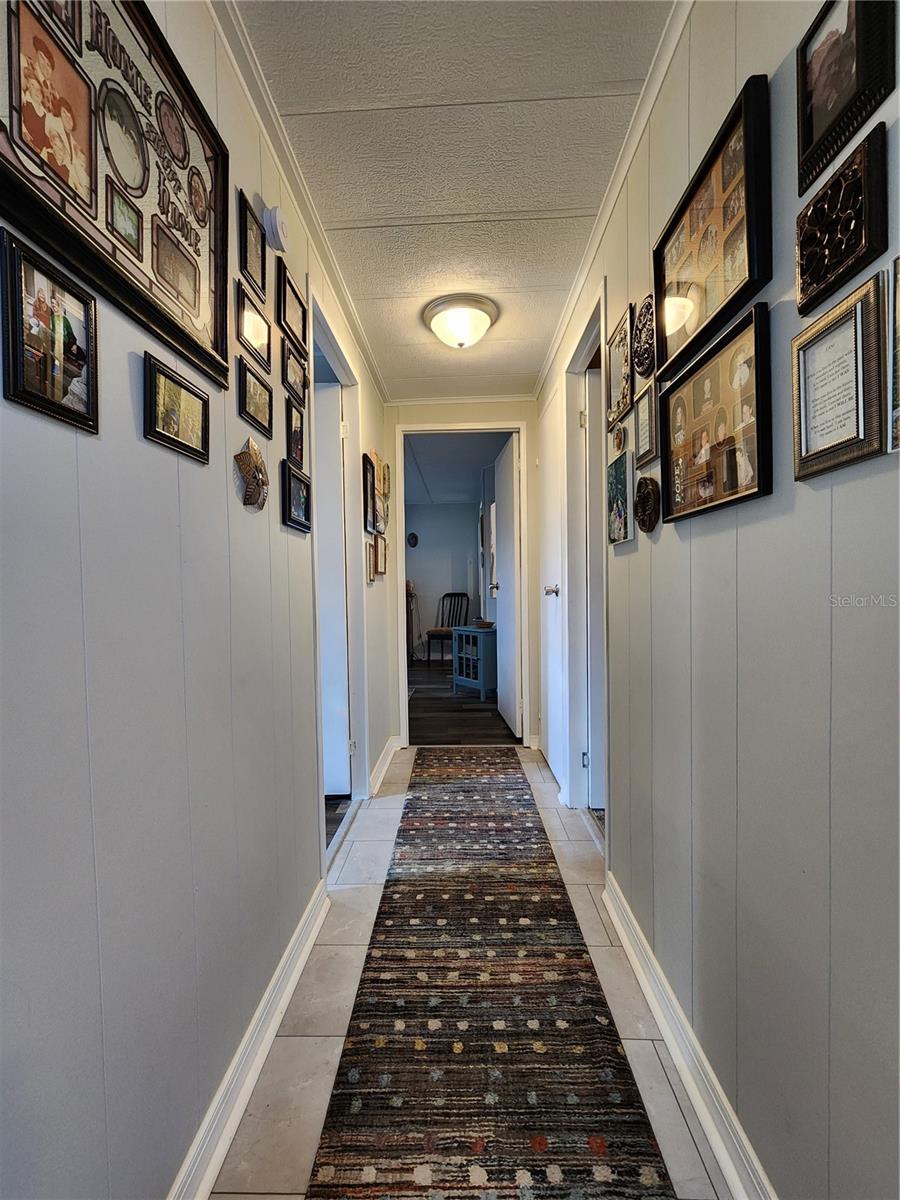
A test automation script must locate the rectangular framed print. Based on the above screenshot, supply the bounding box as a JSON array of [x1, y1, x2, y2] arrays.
[[607, 449, 633, 545], [653, 75, 771, 382], [0, 1, 229, 386], [277, 257, 307, 356], [143, 352, 209, 463], [362, 452, 376, 534], [659, 304, 771, 521], [891, 256, 899, 452], [606, 304, 633, 427], [1, 227, 98, 431], [281, 458, 311, 532], [792, 272, 885, 478], [282, 337, 307, 404], [237, 282, 270, 371], [366, 540, 375, 583], [634, 377, 658, 468], [286, 393, 305, 469], [238, 356, 272, 439], [374, 532, 387, 575], [239, 189, 266, 301]]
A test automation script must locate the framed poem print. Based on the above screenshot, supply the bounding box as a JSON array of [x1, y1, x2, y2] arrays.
[[277, 257, 308, 355], [607, 449, 633, 545], [286, 393, 305, 469], [0, 2, 229, 387], [606, 303, 633, 428], [238, 356, 272, 439], [374, 532, 387, 575], [143, 352, 209, 463], [796, 122, 887, 315], [282, 337, 307, 404], [653, 75, 772, 382], [362, 452, 376, 534], [281, 458, 311, 532], [237, 282, 270, 371], [891, 257, 899, 452], [634, 377, 658, 468], [797, 0, 896, 195], [1, 228, 97, 431], [239, 189, 266, 301], [791, 272, 885, 479], [659, 304, 771, 521]]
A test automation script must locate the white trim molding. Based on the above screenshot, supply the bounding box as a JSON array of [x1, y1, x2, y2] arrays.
[[383, 394, 536, 408], [602, 874, 779, 1200], [166, 882, 331, 1200], [369, 734, 403, 796]]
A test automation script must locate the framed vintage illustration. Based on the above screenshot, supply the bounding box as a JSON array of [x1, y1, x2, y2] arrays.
[[238, 356, 272, 439], [362, 452, 376, 534], [634, 377, 658, 468], [891, 256, 899, 452], [606, 303, 633, 428], [374, 532, 387, 575], [607, 449, 633, 545], [239, 189, 266, 301], [237, 282, 270, 371], [286, 393, 305, 469], [0, 1, 229, 386], [653, 75, 771, 382], [143, 352, 209, 463], [1, 228, 98, 431], [796, 122, 887, 315], [281, 458, 311, 532], [282, 337, 307, 404], [791, 272, 884, 479], [277, 256, 308, 355], [659, 304, 771, 521], [796, 0, 896, 195]]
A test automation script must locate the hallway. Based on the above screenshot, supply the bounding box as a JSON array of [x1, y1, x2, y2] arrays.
[[213, 747, 730, 1199], [407, 662, 521, 746]]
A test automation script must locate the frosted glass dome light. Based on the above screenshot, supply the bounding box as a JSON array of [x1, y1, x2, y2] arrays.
[[663, 294, 694, 336], [424, 295, 499, 349]]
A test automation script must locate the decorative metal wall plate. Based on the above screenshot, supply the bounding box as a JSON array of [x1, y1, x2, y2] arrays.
[[612, 423, 627, 453], [632, 294, 655, 379], [634, 475, 661, 533], [234, 437, 269, 509]]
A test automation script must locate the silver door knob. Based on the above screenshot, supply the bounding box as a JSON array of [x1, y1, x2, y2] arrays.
[[490, 581, 500, 594], [544, 584, 560, 596]]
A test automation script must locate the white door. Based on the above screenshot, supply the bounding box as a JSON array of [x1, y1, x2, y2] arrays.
[[539, 392, 566, 792], [493, 435, 521, 736]]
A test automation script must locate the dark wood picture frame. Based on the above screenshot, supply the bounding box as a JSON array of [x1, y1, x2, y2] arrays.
[[237, 282, 270, 371], [362, 452, 376, 534], [238, 356, 273, 439], [796, 122, 888, 315], [281, 458, 311, 532], [143, 352, 209, 464], [239, 190, 266, 301], [892, 256, 899, 452], [653, 75, 772, 382], [606, 303, 633, 428], [0, 1, 229, 387], [1, 227, 98, 432], [659, 304, 772, 522], [282, 337, 308, 405], [286, 393, 305, 469], [791, 272, 885, 479], [277, 257, 308, 356], [796, 0, 896, 196], [634, 377, 659, 468]]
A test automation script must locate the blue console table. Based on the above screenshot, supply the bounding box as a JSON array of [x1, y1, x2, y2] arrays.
[[452, 625, 497, 701]]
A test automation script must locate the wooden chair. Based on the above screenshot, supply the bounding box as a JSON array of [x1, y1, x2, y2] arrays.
[[426, 592, 469, 666]]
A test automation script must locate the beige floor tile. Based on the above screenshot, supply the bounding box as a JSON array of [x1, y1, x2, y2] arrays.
[[566, 884, 612, 946], [588, 884, 622, 945], [538, 807, 567, 842], [347, 807, 403, 841], [214, 1036, 342, 1194], [588, 946, 660, 1039], [337, 839, 395, 885], [530, 780, 562, 805], [368, 792, 407, 810], [325, 838, 351, 884], [559, 808, 594, 840], [551, 839, 606, 885], [318, 884, 383, 945], [655, 1040, 735, 1200], [279, 944, 367, 1036], [624, 1040, 716, 1199]]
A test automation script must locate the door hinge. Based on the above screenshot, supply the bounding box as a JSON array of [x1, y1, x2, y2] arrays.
[[340, 421, 349, 439], [582, 751, 590, 768], [348, 738, 357, 754], [579, 410, 588, 429]]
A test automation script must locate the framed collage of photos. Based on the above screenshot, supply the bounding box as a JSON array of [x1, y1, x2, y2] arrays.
[[659, 304, 771, 522], [653, 75, 772, 382], [0, 1, 229, 387], [143, 352, 209, 463]]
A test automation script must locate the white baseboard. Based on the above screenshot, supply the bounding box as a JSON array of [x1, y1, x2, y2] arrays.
[[167, 881, 331, 1200], [369, 734, 403, 796], [602, 874, 778, 1200]]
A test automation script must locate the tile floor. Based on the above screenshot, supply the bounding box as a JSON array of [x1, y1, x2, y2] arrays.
[[212, 745, 732, 1200]]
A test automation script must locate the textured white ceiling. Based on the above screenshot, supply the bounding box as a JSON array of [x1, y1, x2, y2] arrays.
[[239, 0, 671, 401], [405, 432, 511, 506]]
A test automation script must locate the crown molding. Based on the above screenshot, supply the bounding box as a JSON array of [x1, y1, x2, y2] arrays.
[[383, 394, 537, 408]]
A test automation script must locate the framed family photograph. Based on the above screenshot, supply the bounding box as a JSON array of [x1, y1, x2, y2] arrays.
[[143, 352, 209, 463], [282, 337, 307, 404], [286, 394, 305, 469], [791, 272, 884, 479], [607, 449, 634, 545], [281, 458, 311, 532], [237, 282, 270, 371], [238, 356, 272, 439], [1, 228, 97, 431], [634, 377, 658, 468], [797, 0, 896, 195], [659, 304, 771, 521], [653, 75, 771, 381], [362, 452, 376, 534], [239, 190, 266, 301], [277, 257, 308, 355], [606, 303, 633, 427]]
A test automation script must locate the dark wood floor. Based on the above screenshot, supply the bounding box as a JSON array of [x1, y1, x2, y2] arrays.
[[407, 660, 521, 746], [324, 795, 352, 848]]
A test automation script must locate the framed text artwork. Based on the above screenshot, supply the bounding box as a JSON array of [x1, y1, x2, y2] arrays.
[[653, 75, 771, 382], [0, 2, 229, 386]]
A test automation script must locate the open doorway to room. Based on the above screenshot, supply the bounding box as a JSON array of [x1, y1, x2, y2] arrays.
[[400, 430, 525, 746]]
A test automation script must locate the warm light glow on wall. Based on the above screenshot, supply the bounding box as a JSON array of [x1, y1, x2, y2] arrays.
[[423, 295, 499, 349], [663, 295, 694, 335]]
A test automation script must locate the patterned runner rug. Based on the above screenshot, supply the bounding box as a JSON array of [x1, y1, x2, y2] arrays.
[[307, 746, 674, 1198]]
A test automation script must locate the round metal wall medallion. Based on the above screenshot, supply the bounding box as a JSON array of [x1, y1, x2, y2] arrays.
[[612, 424, 627, 453], [632, 294, 656, 379], [635, 475, 661, 533]]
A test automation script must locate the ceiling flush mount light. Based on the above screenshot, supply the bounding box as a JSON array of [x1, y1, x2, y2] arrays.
[[423, 294, 499, 349]]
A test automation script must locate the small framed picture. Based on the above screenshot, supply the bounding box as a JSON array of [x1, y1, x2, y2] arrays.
[[143, 353, 209, 463], [282, 338, 307, 404], [362, 452, 376, 534], [792, 273, 885, 479], [374, 532, 387, 575], [607, 304, 633, 428], [891, 257, 899, 453], [237, 283, 270, 371], [634, 377, 658, 468], [366, 540, 375, 583], [1, 229, 98, 432], [105, 176, 143, 259], [607, 449, 634, 545], [239, 190, 266, 301], [281, 459, 311, 532], [238, 356, 273, 439], [277, 258, 308, 355], [286, 394, 305, 469]]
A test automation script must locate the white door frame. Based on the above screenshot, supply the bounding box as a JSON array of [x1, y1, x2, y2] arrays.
[[394, 420, 532, 748]]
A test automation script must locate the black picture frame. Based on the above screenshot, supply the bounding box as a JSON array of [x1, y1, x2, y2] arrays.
[[1, 227, 98, 432], [281, 458, 311, 532], [239, 190, 266, 301], [892, 256, 899, 453], [796, 0, 896, 196], [634, 377, 659, 469], [796, 122, 888, 316], [653, 75, 772, 382], [362, 452, 376, 534], [282, 337, 308, 405], [606, 303, 633, 428], [286, 393, 305, 469], [0, 1, 229, 387], [238, 356, 273, 439], [143, 352, 209, 463], [277, 257, 308, 356], [659, 304, 771, 522], [237, 282, 270, 371]]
